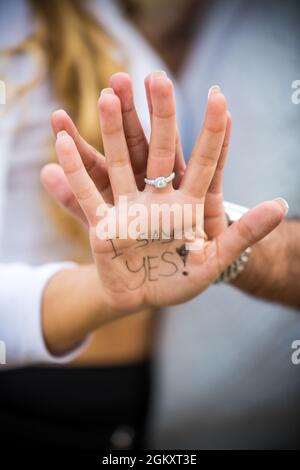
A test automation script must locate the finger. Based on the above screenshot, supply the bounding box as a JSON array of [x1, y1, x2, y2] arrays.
[[40, 163, 87, 227], [145, 74, 184, 187], [51, 109, 110, 193], [181, 86, 227, 199], [174, 127, 186, 188], [205, 112, 232, 238], [56, 131, 105, 226], [98, 88, 137, 200], [146, 71, 176, 183], [109, 72, 148, 178], [214, 199, 288, 277]]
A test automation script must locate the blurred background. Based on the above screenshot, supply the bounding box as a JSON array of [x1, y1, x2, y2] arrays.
[[0, 0, 300, 450]]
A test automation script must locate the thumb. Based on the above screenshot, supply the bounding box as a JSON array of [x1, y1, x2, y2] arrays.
[[40, 163, 88, 228], [215, 198, 288, 274]]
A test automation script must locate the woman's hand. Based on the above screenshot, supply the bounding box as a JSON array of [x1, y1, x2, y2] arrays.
[[42, 72, 287, 316]]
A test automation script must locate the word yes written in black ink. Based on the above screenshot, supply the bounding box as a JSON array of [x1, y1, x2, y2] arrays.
[[125, 251, 179, 289]]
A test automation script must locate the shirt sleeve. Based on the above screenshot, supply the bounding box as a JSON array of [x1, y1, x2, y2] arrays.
[[0, 262, 89, 369]]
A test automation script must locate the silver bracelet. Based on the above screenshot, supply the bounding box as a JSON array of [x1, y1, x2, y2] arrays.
[[215, 201, 252, 284]]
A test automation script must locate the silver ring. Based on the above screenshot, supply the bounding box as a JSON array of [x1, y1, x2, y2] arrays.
[[144, 172, 175, 189]]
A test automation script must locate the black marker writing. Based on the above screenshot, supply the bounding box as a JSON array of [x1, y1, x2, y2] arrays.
[[125, 257, 147, 290], [176, 244, 189, 276], [147, 256, 160, 282], [160, 251, 178, 277], [108, 239, 123, 259]]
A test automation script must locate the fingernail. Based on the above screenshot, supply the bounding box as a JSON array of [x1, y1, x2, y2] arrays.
[[151, 70, 167, 80], [56, 130, 68, 140], [208, 85, 221, 99], [274, 198, 289, 215], [100, 87, 115, 96]]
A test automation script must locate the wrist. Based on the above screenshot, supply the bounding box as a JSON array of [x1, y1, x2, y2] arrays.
[[215, 201, 252, 284], [230, 242, 264, 294], [231, 223, 288, 297], [42, 264, 124, 356]]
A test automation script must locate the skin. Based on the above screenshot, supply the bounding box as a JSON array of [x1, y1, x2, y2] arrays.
[[233, 219, 300, 309], [41, 72, 287, 356], [122, 0, 207, 73]]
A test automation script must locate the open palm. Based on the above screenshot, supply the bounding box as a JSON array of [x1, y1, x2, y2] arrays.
[[43, 72, 286, 313]]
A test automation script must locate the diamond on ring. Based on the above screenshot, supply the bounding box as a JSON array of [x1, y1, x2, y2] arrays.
[[144, 172, 175, 189]]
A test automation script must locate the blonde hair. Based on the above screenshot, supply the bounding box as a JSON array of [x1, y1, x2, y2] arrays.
[[4, 0, 127, 259], [29, 0, 124, 148]]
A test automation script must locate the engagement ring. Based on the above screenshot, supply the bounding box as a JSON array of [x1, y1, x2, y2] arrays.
[[144, 172, 175, 189]]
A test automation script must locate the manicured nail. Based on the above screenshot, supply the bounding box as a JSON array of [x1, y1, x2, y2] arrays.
[[100, 87, 115, 96], [56, 130, 68, 140], [151, 70, 167, 79], [274, 198, 289, 215], [208, 85, 221, 99]]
